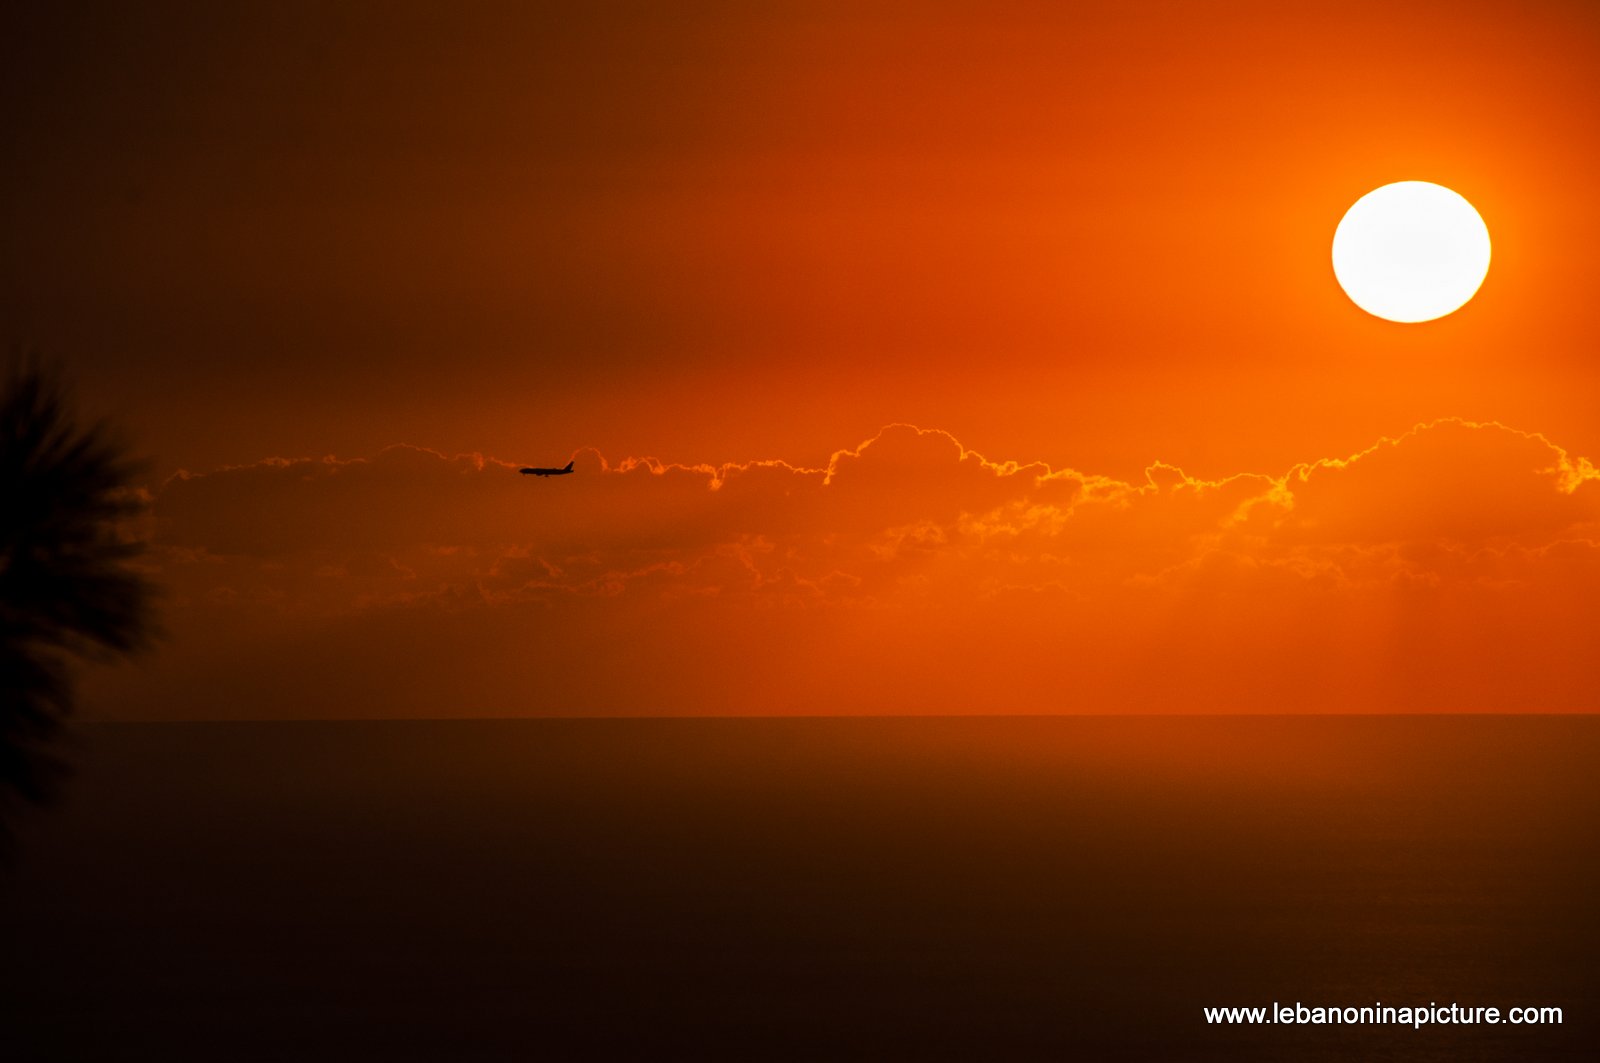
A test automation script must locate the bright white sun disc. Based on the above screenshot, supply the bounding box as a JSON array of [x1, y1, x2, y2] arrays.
[[1331, 181, 1490, 323]]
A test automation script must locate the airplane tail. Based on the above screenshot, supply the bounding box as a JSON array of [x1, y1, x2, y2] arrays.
[[563, 460, 575, 472]]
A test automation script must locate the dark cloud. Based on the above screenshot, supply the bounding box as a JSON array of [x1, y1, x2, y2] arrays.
[[92, 420, 1600, 718]]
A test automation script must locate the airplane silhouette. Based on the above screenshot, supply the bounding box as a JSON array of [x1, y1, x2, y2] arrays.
[[520, 460, 575, 477]]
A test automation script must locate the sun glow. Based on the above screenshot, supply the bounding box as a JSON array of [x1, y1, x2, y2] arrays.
[[1331, 181, 1491, 323]]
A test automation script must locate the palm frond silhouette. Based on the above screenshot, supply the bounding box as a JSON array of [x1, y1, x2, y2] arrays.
[[1, 358, 152, 859]]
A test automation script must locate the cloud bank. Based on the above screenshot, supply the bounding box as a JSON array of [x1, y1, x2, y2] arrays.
[[94, 420, 1600, 718]]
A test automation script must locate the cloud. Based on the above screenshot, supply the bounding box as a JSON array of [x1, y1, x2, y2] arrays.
[[1271, 419, 1599, 546], [95, 419, 1600, 718]]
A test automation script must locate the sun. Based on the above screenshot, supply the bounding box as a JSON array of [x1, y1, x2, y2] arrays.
[[1331, 181, 1491, 323]]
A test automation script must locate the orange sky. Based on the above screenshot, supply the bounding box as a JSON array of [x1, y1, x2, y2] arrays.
[[5, 2, 1600, 717]]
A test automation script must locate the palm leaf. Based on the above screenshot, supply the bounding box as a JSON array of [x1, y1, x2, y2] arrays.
[[1, 358, 153, 860]]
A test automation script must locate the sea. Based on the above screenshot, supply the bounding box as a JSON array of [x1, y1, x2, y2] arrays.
[[2, 716, 1596, 1061]]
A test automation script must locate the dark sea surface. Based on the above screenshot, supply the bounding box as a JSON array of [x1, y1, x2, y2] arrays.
[[2, 716, 1596, 1061]]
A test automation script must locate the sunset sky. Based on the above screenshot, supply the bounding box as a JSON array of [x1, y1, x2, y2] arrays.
[[6, 1, 1600, 718]]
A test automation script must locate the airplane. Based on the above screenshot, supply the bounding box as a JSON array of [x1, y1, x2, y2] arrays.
[[520, 460, 575, 477]]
